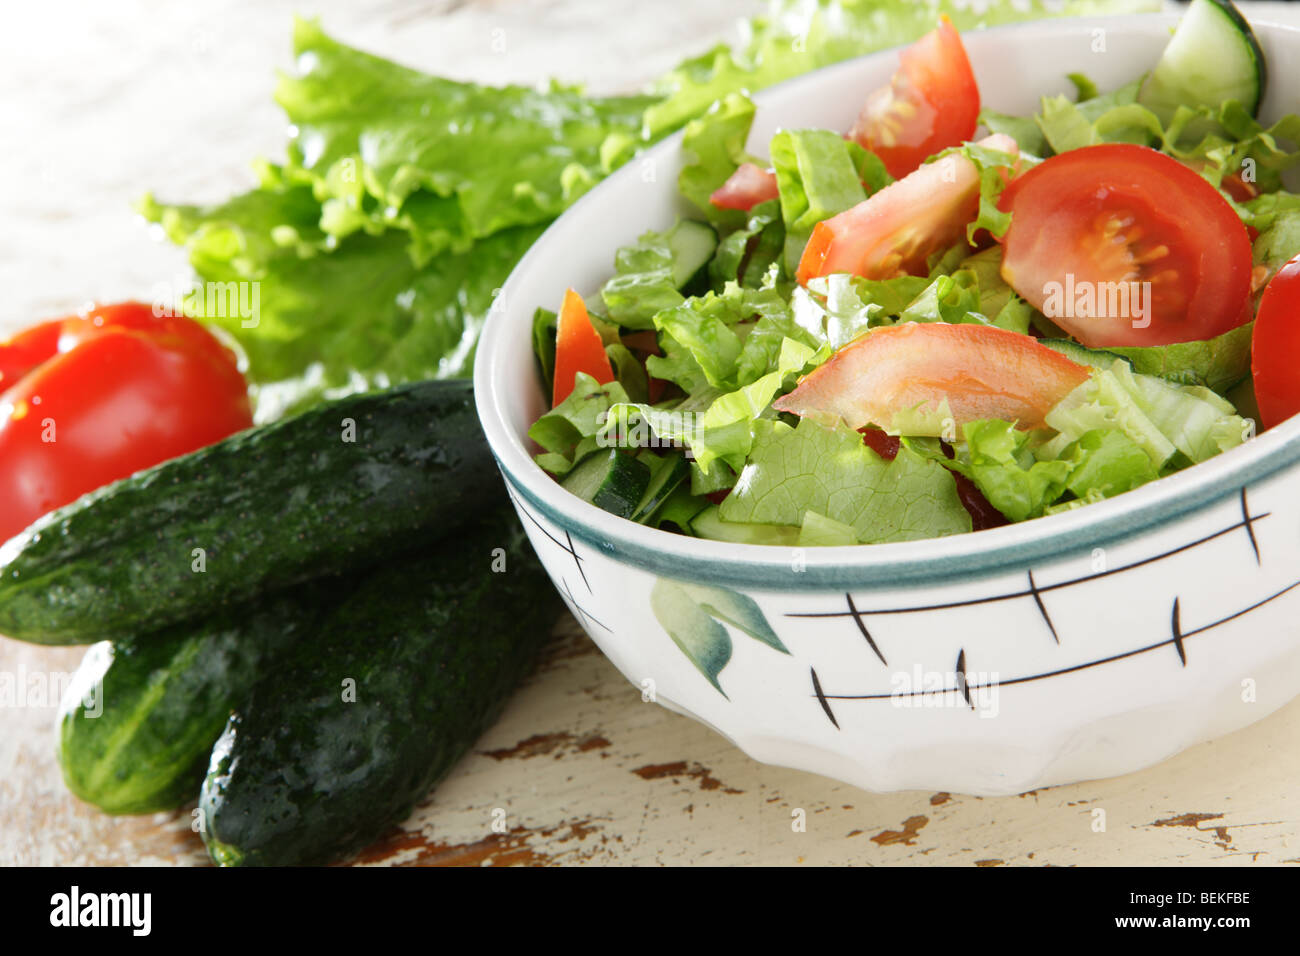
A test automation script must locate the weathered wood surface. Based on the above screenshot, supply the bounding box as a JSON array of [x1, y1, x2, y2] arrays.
[[2, 0, 1299, 866]]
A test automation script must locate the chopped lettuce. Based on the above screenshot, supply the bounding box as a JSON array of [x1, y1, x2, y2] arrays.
[[951, 420, 1074, 522], [677, 93, 762, 229], [1107, 322, 1254, 393], [950, 419, 1156, 522], [720, 418, 972, 543], [1041, 361, 1248, 469], [600, 221, 716, 329], [528, 373, 630, 475], [770, 128, 884, 274], [709, 200, 785, 289]]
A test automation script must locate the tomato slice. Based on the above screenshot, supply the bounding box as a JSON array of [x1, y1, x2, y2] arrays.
[[710, 163, 780, 211], [773, 322, 1090, 432], [551, 289, 613, 407], [797, 133, 1018, 285], [1251, 252, 1300, 429], [0, 304, 252, 543], [998, 143, 1253, 348], [848, 15, 980, 180]]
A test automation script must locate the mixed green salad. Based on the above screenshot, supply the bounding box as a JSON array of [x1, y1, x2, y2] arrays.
[[529, 0, 1300, 547]]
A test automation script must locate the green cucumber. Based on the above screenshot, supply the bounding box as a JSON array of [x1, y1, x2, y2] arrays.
[[0, 379, 498, 646], [1138, 0, 1265, 124], [1038, 338, 1130, 371], [632, 454, 691, 523], [667, 219, 719, 288], [199, 507, 563, 866], [56, 582, 335, 815], [561, 448, 651, 518], [689, 505, 800, 545]]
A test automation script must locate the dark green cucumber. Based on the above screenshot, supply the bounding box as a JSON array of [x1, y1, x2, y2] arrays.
[[632, 453, 690, 523], [56, 581, 337, 815], [561, 448, 651, 518], [199, 507, 563, 866], [0, 379, 498, 645]]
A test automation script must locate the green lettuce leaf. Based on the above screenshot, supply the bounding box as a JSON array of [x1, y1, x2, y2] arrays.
[[1107, 322, 1254, 393], [529, 373, 631, 474], [600, 221, 716, 329], [770, 128, 877, 274], [709, 200, 785, 289], [1041, 360, 1248, 469], [719, 417, 972, 543], [277, 18, 655, 259], [677, 93, 761, 228], [952, 420, 1074, 522]]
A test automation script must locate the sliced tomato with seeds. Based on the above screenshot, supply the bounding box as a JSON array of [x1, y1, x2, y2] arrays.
[[848, 15, 980, 180], [998, 143, 1253, 348], [796, 133, 1018, 285], [774, 322, 1090, 433]]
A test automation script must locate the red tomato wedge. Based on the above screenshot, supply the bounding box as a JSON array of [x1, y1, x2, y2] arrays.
[[796, 132, 1018, 285], [710, 163, 780, 211], [1252, 252, 1300, 429], [773, 322, 1090, 432], [998, 143, 1253, 348], [848, 15, 980, 180], [552, 288, 613, 407]]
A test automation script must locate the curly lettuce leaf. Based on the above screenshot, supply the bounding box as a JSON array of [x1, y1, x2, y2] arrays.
[[277, 18, 656, 259]]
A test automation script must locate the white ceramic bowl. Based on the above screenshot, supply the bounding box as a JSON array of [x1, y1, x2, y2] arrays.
[[475, 13, 1300, 796]]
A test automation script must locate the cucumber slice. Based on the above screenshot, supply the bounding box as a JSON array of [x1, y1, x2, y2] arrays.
[[561, 448, 652, 519], [666, 219, 718, 288], [632, 453, 691, 523], [653, 485, 710, 532], [1038, 338, 1131, 372], [689, 505, 800, 545], [1138, 0, 1265, 124]]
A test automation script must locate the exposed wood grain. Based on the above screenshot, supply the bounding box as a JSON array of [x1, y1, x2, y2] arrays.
[[3, 0, 1300, 867]]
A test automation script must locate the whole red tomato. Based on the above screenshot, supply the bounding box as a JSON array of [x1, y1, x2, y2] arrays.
[[0, 301, 253, 542]]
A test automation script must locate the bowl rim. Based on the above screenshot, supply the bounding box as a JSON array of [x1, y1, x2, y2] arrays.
[[475, 12, 1300, 591]]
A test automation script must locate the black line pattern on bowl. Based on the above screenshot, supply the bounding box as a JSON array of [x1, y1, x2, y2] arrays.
[[805, 488, 1290, 728], [506, 480, 591, 593]]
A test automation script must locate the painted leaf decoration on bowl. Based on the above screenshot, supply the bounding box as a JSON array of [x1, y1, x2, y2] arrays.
[[651, 578, 789, 695], [651, 579, 733, 696], [676, 582, 790, 655]]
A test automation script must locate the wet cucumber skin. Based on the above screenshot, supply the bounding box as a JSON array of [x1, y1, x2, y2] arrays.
[[0, 380, 497, 645], [57, 582, 339, 815], [200, 508, 563, 866]]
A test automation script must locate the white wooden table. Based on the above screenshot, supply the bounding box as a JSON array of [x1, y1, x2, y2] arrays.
[[2, 0, 1298, 866]]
